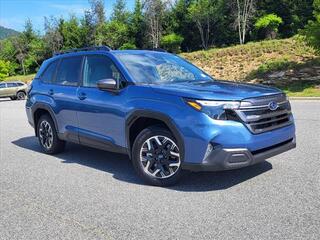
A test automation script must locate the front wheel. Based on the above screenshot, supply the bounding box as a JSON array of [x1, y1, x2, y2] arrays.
[[132, 126, 183, 186]]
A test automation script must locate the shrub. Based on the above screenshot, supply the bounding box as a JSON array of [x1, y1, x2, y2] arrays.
[[160, 33, 184, 53], [119, 43, 137, 50], [255, 14, 283, 39], [0, 60, 10, 80]]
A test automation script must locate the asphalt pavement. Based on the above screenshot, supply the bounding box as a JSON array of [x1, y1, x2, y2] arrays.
[[0, 99, 319, 240]]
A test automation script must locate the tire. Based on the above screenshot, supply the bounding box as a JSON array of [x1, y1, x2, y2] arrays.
[[16, 91, 26, 100], [132, 126, 183, 186], [37, 114, 65, 154]]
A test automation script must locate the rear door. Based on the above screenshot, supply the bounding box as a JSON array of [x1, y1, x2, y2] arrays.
[[46, 56, 83, 143], [6, 82, 18, 96]]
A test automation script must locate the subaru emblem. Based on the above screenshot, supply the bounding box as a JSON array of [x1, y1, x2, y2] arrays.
[[268, 101, 278, 111]]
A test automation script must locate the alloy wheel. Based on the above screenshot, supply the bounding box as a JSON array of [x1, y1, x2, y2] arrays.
[[17, 92, 26, 100], [139, 135, 181, 179], [39, 120, 53, 149]]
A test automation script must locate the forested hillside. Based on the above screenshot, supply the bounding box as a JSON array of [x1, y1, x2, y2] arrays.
[[0, 26, 19, 40], [0, 0, 319, 94]]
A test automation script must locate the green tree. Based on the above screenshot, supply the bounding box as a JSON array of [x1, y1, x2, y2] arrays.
[[161, 33, 184, 53], [144, 0, 166, 48], [0, 38, 18, 74], [24, 37, 46, 73], [167, 0, 199, 51], [81, 10, 96, 47], [111, 0, 130, 23], [12, 20, 37, 75], [255, 14, 283, 39], [60, 16, 83, 49], [301, 0, 320, 52], [89, 0, 105, 25], [0, 60, 10, 80], [256, 0, 314, 37], [188, 0, 224, 49], [44, 17, 63, 55], [96, 21, 130, 49], [130, 0, 145, 48], [119, 42, 137, 50]]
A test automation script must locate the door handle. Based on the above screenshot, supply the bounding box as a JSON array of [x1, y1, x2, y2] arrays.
[[78, 92, 87, 100], [48, 89, 54, 95]]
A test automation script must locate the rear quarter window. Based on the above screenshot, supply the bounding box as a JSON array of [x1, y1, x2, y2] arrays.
[[41, 60, 58, 83]]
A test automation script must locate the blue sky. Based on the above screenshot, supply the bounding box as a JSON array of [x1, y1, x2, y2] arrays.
[[0, 0, 135, 32]]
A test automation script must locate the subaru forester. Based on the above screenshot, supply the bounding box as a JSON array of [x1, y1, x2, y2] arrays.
[[25, 46, 296, 186]]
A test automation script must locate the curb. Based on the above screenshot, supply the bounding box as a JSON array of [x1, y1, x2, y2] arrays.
[[289, 97, 320, 100]]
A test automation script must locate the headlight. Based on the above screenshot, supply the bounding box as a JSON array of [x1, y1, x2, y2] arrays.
[[185, 99, 240, 120]]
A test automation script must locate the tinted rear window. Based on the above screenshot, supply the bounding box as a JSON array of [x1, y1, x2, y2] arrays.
[[42, 60, 58, 83], [7, 83, 17, 87], [55, 57, 82, 86], [0, 83, 6, 88]]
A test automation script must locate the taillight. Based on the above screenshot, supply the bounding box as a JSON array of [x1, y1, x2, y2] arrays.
[[27, 82, 33, 94]]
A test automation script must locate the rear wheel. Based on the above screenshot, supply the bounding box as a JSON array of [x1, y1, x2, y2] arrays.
[[37, 114, 65, 154], [16, 91, 26, 100], [132, 126, 183, 186]]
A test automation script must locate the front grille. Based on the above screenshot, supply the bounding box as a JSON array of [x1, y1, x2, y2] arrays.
[[234, 94, 293, 134]]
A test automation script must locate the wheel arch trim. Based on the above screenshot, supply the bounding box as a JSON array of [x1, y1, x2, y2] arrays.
[[125, 110, 185, 160], [31, 103, 59, 136]]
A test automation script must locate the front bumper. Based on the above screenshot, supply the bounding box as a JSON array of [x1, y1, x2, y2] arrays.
[[182, 137, 296, 172]]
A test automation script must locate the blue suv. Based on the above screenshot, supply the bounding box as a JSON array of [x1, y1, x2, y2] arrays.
[[26, 46, 296, 186]]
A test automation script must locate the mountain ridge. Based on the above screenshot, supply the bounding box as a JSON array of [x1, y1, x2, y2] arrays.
[[0, 26, 20, 40]]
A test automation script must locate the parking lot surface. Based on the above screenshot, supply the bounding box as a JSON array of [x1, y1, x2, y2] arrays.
[[0, 99, 319, 240]]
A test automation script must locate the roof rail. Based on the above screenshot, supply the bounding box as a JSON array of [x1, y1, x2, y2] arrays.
[[147, 48, 167, 52], [53, 45, 112, 56]]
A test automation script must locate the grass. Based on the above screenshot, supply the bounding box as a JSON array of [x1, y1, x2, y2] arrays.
[[246, 57, 320, 80], [181, 37, 317, 80], [182, 37, 320, 97], [3, 73, 35, 83], [282, 81, 320, 97]]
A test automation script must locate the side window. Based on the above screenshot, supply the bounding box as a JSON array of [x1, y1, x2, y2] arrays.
[[7, 83, 17, 87], [55, 57, 82, 86], [0, 83, 6, 88], [83, 55, 125, 88], [41, 61, 58, 83]]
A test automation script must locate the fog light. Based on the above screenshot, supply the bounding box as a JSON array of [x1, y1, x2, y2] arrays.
[[203, 143, 214, 160]]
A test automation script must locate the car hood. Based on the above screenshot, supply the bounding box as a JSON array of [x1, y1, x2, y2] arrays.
[[150, 80, 282, 101]]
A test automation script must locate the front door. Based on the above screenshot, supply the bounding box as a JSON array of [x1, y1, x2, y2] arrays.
[[76, 54, 128, 150]]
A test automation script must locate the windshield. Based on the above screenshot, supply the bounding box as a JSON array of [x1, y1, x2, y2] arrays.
[[114, 52, 214, 84]]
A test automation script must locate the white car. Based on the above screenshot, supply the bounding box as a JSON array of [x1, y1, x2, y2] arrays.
[[0, 81, 28, 100]]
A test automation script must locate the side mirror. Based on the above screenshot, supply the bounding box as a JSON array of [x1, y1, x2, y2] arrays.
[[97, 79, 117, 91]]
